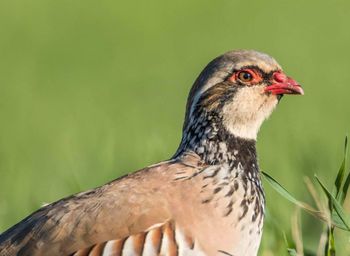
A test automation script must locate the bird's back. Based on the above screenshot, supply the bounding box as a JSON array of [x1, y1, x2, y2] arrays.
[[0, 159, 176, 255]]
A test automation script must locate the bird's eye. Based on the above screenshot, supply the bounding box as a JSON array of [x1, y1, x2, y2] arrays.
[[237, 71, 254, 82], [228, 69, 262, 84]]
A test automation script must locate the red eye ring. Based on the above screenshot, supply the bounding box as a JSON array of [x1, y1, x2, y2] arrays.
[[228, 69, 262, 85]]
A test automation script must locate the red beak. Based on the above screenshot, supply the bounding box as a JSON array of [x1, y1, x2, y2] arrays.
[[264, 72, 304, 95]]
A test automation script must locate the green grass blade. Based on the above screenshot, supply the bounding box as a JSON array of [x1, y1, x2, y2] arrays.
[[315, 175, 350, 231], [331, 213, 350, 231], [341, 170, 350, 204], [262, 171, 350, 230], [262, 171, 305, 205], [326, 228, 336, 256], [334, 136, 348, 199], [262, 171, 327, 219]]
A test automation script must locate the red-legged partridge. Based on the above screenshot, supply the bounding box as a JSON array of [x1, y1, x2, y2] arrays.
[[0, 50, 303, 256]]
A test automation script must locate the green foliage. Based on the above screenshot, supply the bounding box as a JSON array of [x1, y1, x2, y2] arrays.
[[262, 171, 327, 224], [263, 137, 350, 255]]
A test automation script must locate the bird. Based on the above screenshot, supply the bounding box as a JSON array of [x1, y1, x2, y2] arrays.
[[0, 49, 303, 256]]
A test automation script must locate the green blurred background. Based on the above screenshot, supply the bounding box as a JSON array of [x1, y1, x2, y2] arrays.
[[0, 0, 349, 254]]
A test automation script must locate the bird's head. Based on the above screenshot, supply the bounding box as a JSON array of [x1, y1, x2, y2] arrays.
[[183, 49, 304, 141]]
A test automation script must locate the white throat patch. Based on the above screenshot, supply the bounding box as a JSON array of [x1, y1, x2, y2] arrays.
[[222, 87, 278, 140]]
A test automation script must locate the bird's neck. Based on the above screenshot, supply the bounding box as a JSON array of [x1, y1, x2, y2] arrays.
[[174, 110, 259, 173]]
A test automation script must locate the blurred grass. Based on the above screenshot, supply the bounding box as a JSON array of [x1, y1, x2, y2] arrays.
[[0, 0, 349, 255]]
